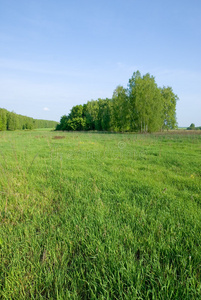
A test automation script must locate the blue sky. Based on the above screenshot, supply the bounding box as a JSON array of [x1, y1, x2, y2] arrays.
[[0, 0, 201, 126]]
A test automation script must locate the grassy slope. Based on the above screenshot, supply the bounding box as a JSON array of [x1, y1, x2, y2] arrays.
[[0, 130, 201, 299]]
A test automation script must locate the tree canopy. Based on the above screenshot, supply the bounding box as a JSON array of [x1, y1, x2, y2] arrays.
[[187, 123, 201, 130], [56, 70, 179, 133], [0, 108, 58, 131]]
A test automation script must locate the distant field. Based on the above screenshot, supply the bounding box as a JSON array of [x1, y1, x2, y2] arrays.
[[0, 130, 201, 299]]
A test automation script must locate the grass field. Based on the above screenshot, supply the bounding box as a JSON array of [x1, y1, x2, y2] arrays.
[[0, 129, 201, 299]]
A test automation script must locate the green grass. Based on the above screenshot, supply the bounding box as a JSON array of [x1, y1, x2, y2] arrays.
[[0, 130, 201, 299]]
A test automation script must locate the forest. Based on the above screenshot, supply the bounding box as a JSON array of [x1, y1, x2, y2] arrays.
[[0, 108, 57, 130], [56, 71, 179, 133]]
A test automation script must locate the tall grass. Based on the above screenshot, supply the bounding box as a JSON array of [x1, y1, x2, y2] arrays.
[[0, 130, 201, 299]]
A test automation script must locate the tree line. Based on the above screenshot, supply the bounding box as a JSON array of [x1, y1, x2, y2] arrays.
[[0, 108, 58, 131], [187, 123, 201, 130], [56, 71, 179, 133]]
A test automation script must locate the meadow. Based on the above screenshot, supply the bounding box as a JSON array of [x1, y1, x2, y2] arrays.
[[0, 129, 201, 299]]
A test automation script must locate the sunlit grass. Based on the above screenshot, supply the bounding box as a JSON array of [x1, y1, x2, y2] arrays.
[[0, 130, 201, 299]]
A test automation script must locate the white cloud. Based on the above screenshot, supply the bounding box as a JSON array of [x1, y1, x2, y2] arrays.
[[43, 107, 50, 111]]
